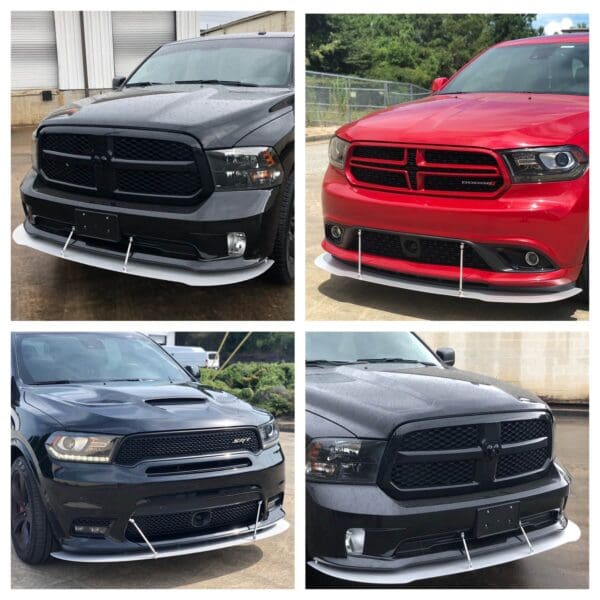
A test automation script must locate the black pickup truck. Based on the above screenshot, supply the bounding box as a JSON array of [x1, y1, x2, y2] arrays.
[[305, 332, 579, 584], [11, 332, 287, 564], [14, 33, 294, 286]]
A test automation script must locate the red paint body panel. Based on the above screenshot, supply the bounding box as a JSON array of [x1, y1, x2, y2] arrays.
[[321, 35, 589, 292]]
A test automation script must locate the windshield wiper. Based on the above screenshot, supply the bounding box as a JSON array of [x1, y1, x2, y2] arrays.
[[174, 79, 259, 87], [124, 81, 165, 88], [31, 379, 74, 385], [356, 358, 437, 366], [305, 359, 355, 367]]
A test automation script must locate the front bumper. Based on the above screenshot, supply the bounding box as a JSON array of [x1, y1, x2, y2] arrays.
[[42, 444, 286, 561], [17, 170, 282, 285], [306, 463, 577, 583], [320, 166, 588, 298]]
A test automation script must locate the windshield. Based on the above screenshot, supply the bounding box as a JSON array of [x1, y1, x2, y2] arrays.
[[14, 333, 192, 385], [126, 36, 293, 88], [442, 42, 588, 96], [306, 332, 439, 365]]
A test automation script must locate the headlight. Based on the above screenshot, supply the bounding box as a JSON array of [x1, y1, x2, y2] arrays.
[[501, 146, 588, 183], [31, 131, 39, 172], [206, 147, 284, 190], [328, 136, 350, 170], [306, 438, 386, 483], [46, 432, 121, 463], [258, 418, 280, 448]]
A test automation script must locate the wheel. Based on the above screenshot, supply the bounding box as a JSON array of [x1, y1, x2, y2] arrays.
[[267, 173, 294, 284], [11, 457, 54, 564], [576, 247, 588, 304]]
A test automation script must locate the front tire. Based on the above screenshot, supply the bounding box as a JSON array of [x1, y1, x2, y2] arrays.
[[268, 173, 294, 284], [11, 457, 54, 564]]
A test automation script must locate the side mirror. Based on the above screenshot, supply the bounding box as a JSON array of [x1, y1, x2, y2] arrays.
[[436, 347, 455, 367], [112, 76, 126, 90], [431, 77, 449, 92], [185, 365, 200, 381]]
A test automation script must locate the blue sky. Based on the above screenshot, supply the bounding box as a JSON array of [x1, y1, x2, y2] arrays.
[[533, 13, 589, 34]]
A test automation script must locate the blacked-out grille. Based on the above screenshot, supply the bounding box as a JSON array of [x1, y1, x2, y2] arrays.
[[347, 143, 504, 195], [391, 460, 476, 488], [501, 419, 550, 444], [125, 501, 259, 542], [38, 130, 207, 205], [496, 447, 548, 479], [400, 425, 480, 451], [354, 230, 490, 271], [383, 414, 552, 499], [115, 429, 261, 466]]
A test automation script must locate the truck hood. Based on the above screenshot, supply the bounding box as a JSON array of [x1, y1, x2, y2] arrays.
[[338, 92, 588, 149], [24, 381, 269, 435], [40, 84, 294, 149], [306, 365, 548, 439]]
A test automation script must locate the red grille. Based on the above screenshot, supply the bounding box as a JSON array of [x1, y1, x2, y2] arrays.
[[346, 143, 505, 197]]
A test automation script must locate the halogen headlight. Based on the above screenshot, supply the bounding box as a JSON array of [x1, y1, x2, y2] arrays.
[[207, 147, 284, 190], [46, 432, 121, 463], [328, 136, 350, 170], [258, 418, 280, 448], [306, 438, 386, 483], [31, 130, 39, 172], [501, 146, 588, 183]]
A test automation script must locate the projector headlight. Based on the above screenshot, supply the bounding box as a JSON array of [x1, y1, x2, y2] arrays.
[[46, 432, 121, 463], [207, 147, 284, 190], [502, 146, 588, 183], [306, 438, 385, 483], [258, 417, 280, 448], [328, 136, 350, 171]]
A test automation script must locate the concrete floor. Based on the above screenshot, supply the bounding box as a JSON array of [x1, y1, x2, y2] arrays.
[[305, 141, 588, 321], [11, 432, 294, 589], [11, 127, 293, 321], [306, 415, 588, 588]]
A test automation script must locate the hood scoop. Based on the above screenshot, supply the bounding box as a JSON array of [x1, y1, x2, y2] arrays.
[[144, 397, 208, 407]]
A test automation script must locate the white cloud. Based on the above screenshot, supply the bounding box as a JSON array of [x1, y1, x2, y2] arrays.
[[544, 17, 574, 35]]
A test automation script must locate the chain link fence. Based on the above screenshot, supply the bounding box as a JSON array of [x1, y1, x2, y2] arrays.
[[306, 71, 430, 127]]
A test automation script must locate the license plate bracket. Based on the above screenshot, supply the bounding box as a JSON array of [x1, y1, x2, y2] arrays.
[[74, 209, 120, 242], [475, 501, 520, 538]]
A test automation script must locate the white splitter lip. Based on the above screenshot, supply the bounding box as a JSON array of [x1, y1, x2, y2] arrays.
[[13, 224, 273, 287], [308, 520, 580, 584], [315, 252, 582, 304], [51, 519, 289, 563]]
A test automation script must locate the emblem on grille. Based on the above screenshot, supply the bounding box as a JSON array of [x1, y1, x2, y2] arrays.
[[232, 436, 252, 444], [481, 439, 501, 458], [191, 511, 212, 528]]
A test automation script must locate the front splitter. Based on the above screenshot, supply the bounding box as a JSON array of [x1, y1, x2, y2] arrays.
[[308, 520, 580, 584], [315, 252, 582, 304], [13, 224, 273, 287], [51, 519, 289, 563]]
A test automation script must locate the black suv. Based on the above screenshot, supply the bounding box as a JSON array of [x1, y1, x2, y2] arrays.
[[14, 33, 294, 286], [305, 332, 579, 584], [11, 332, 287, 564]]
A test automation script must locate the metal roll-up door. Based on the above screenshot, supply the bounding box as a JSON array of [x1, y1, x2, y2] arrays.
[[11, 11, 58, 89], [112, 11, 176, 78]]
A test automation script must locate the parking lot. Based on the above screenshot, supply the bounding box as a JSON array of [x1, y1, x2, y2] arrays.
[[306, 414, 588, 588], [11, 431, 294, 589], [11, 127, 294, 321], [306, 141, 588, 321]]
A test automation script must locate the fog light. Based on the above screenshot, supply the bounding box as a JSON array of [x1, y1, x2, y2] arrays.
[[267, 493, 284, 511], [227, 232, 246, 256], [345, 528, 366, 556], [73, 524, 109, 537], [330, 225, 343, 240], [525, 251, 540, 266]]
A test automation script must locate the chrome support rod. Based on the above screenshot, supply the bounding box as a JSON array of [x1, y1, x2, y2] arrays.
[[458, 242, 465, 297], [128, 518, 158, 558], [519, 521, 534, 553], [123, 236, 134, 272], [253, 500, 263, 542], [357, 228, 362, 279], [460, 532, 473, 569], [61, 227, 75, 257]]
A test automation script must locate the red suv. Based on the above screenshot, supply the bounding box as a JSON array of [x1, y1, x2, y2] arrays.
[[317, 34, 589, 303]]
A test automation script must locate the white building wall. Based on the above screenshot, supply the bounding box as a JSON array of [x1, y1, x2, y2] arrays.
[[418, 332, 589, 401], [177, 12, 200, 40], [82, 11, 115, 90], [54, 12, 85, 90]]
